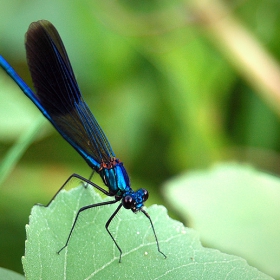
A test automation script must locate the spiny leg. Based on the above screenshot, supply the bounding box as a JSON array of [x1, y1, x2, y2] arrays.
[[141, 209, 167, 259], [57, 199, 119, 254], [105, 203, 123, 262], [37, 173, 111, 207], [82, 170, 96, 189]]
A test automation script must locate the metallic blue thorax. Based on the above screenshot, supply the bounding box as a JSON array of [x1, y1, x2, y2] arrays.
[[98, 158, 130, 195]]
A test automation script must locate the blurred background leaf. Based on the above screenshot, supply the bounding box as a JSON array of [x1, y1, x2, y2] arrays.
[[1, 0, 280, 278], [164, 164, 280, 278], [0, 267, 25, 280]]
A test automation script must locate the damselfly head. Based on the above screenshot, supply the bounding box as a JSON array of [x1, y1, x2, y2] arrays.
[[122, 188, 149, 212]]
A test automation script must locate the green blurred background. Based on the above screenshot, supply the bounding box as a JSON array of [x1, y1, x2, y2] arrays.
[[1, 0, 280, 275]]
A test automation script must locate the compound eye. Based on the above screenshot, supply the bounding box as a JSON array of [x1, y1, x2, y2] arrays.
[[142, 189, 149, 202], [122, 195, 134, 209]]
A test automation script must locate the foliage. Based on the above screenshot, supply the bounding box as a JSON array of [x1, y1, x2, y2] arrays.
[[22, 185, 272, 279], [164, 164, 280, 278]]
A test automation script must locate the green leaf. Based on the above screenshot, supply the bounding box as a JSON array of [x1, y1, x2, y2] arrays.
[[0, 117, 45, 187], [23, 184, 272, 279], [0, 71, 40, 141], [0, 267, 25, 280], [164, 163, 280, 279]]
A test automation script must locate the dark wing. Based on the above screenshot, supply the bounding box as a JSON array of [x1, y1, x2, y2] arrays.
[[25, 20, 114, 168]]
